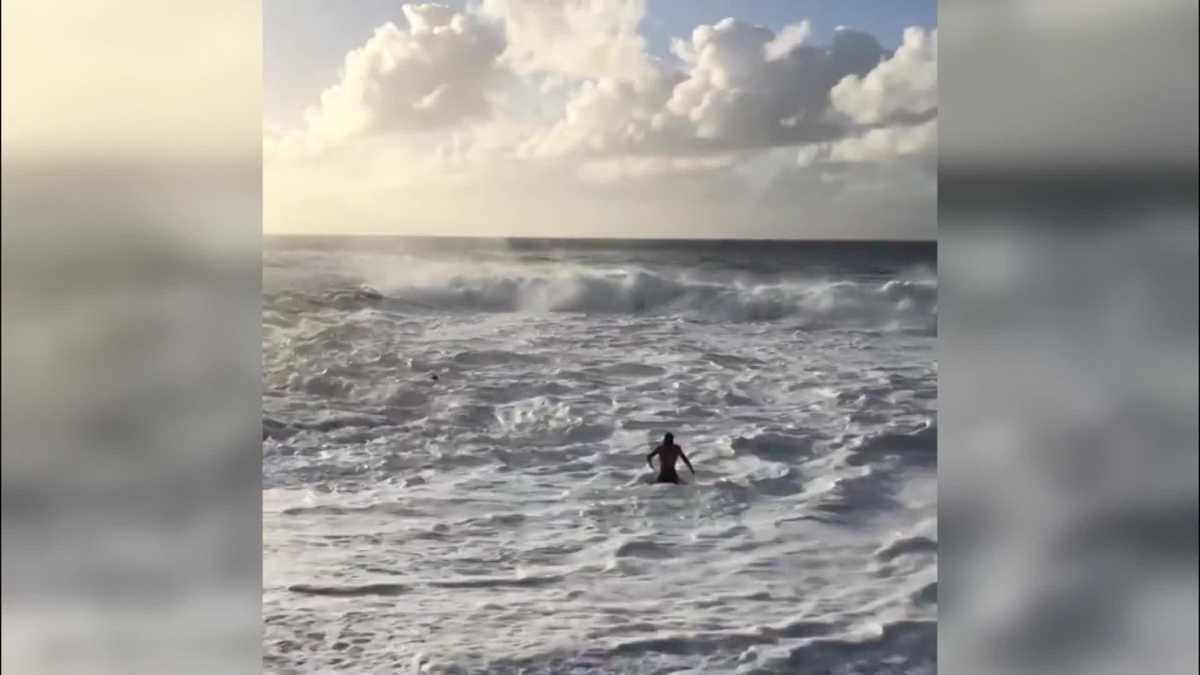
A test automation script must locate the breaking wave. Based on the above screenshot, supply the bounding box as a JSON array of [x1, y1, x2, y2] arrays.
[[288, 265, 936, 329]]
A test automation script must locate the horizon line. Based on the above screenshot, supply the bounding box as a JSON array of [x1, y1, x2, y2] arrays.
[[263, 232, 937, 243]]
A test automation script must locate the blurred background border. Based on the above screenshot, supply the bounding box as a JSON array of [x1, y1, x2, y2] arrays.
[[3, 0, 1196, 673]]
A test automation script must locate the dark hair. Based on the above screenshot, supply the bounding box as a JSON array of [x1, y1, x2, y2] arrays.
[[664, 432, 674, 443]]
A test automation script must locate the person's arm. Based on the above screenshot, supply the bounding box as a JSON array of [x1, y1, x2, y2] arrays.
[[680, 448, 695, 475], [646, 447, 659, 470]]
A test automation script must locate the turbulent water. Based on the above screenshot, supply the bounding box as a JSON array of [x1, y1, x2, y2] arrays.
[[262, 237, 938, 674]]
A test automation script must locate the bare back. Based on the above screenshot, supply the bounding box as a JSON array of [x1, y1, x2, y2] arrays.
[[648, 441, 693, 484], [655, 443, 684, 471]]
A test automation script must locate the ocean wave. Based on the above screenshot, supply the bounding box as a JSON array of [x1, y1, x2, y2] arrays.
[[287, 583, 409, 597], [262, 242, 937, 675], [875, 535, 938, 562], [732, 432, 817, 461], [427, 573, 563, 589], [277, 266, 936, 327], [613, 538, 676, 559], [758, 619, 937, 674], [847, 423, 937, 467]]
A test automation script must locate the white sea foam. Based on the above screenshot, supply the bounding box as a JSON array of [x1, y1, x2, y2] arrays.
[[271, 252, 937, 330], [262, 238, 937, 673]]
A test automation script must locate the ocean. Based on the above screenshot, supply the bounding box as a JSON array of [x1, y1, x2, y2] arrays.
[[262, 236, 938, 673]]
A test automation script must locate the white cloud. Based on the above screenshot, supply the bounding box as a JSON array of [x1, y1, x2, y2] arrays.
[[763, 20, 812, 61], [831, 27, 937, 125], [811, 27, 939, 173], [264, 123, 323, 162], [520, 19, 886, 159], [265, 6, 939, 239], [516, 72, 679, 158], [295, 4, 505, 152], [480, 0, 655, 82], [663, 20, 886, 148], [830, 118, 937, 166]]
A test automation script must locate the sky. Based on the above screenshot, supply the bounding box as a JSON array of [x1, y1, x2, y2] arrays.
[[264, 1, 937, 239]]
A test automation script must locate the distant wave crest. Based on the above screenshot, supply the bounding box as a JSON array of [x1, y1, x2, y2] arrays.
[[296, 266, 937, 329]]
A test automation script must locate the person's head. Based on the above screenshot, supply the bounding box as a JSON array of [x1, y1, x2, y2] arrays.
[[663, 432, 674, 445]]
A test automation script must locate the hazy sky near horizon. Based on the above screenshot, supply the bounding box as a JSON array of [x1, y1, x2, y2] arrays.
[[265, 1, 937, 238]]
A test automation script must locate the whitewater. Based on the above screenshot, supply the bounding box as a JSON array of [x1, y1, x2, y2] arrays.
[[262, 237, 938, 674]]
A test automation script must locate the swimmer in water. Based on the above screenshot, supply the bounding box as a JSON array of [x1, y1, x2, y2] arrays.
[[647, 432, 695, 484]]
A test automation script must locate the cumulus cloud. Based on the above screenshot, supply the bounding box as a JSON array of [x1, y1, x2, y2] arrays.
[[516, 72, 679, 158], [664, 21, 883, 148], [794, 26, 940, 173], [265, 5, 939, 239], [830, 118, 937, 166], [480, 0, 656, 82], [831, 26, 937, 125], [763, 20, 812, 61], [521, 20, 887, 160], [293, 4, 505, 152], [272, 8, 934, 165]]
